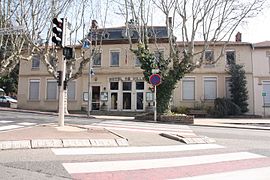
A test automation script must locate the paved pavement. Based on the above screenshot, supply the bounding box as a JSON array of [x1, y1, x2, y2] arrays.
[[0, 107, 269, 150]]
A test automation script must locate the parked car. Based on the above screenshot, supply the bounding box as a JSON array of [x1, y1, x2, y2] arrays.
[[0, 96, 17, 108]]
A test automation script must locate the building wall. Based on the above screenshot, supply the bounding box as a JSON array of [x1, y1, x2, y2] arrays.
[[252, 47, 270, 116], [172, 43, 254, 114], [18, 41, 255, 114]]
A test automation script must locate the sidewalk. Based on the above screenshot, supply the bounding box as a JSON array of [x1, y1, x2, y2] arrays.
[[0, 123, 128, 150]]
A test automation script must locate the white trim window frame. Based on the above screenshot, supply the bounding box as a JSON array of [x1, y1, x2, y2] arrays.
[[262, 81, 270, 106], [93, 49, 102, 67], [29, 79, 40, 101], [225, 50, 236, 66], [31, 54, 40, 69], [46, 79, 58, 100], [182, 77, 195, 100], [204, 77, 217, 100], [110, 49, 120, 67], [204, 50, 214, 62]]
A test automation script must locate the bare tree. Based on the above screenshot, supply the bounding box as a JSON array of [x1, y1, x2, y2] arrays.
[[123, 0, 266, 113]]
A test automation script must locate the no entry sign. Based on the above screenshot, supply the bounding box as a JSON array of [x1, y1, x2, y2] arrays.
[[149, 74, 161, 86]]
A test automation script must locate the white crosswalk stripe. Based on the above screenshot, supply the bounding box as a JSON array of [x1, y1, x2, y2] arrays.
[[0, 120, 37, 132], [53, 143, 270, 179], [91, 120, 195, 135]]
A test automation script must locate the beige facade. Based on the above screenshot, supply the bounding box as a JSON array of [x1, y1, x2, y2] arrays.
[[17, 27, 256, 114], [172, 42, 254, 114], [252, 41, 270, 116]]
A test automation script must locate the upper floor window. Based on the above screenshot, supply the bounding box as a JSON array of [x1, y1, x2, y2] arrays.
[[135, 56, 141, 66], [204, 77, 217, 100], [110, 82, 119, 90], [32, 55, 40, 69], [154, 50, 164, 63], [46, 80, 57, 100], [110, 50, 120, 66], [29, 79, 40, 100], [182, 77, 195, 100], [226, 50, 236, 65], [93, 51, 101, 66], [204, 50, 214, 62]]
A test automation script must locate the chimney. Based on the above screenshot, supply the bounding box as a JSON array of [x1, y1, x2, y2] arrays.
[[235, 32, 242, 42]]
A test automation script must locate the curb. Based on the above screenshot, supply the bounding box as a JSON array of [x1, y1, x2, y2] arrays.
[[0, 138, 129, 151], [191, 124, 270, 131]]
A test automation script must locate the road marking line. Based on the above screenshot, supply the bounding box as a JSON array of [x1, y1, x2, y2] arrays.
[[17, 122, 37, 126], [94, 122, 193, 131], [0, 125, 23, 131], [0, 120, 13, 123], [63, 152, 264, 174], [52, 144, 223, 155], [170, 166, 270, 180]]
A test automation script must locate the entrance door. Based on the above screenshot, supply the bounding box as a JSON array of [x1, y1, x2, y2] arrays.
[[92, 86, 100, 110], [136, 92, 144, 110], [111, 92, 118, 110]]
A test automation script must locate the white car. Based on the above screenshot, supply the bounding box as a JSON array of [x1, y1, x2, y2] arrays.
[[0, 96, 17, 103]]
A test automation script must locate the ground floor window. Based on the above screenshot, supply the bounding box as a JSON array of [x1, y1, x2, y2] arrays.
[[29, 79, 40, 100], [46, 80, 57, 100], [263, 81, 270, 106], [123, 92, 131, 110], [204, 77, 217, 100], [136, 92, 144, 110]]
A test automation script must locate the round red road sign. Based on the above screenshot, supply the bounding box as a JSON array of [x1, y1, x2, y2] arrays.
[[149, 74, 161, 86]]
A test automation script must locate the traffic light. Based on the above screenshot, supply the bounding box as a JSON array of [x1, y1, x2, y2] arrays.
[[57, 71, 62, 86], [52, 18, 64, 47]]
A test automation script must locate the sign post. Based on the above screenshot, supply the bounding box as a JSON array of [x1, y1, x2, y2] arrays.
[[149, 74, 161, 122]]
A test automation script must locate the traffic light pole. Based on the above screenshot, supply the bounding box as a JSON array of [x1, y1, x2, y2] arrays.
[[58, 55, 66, 127]]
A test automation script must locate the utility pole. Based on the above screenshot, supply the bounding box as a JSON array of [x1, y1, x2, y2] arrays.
[[87, 20, 98, 118]]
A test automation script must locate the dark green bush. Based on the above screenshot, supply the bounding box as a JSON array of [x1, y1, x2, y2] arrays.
[[213, 98, 241, 117], [171, 106, 189, 114]]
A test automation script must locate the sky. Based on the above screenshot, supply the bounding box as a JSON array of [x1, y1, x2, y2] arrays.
[[238, 9, 270, 43]]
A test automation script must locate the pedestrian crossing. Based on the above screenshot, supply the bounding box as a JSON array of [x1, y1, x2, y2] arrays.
[[52, 143, 270, 180], [90, 120, 196, 136], [0, 120, 37, 132]]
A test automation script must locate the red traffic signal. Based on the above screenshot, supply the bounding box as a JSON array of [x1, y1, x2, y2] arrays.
[[52, 18, 64, 47]]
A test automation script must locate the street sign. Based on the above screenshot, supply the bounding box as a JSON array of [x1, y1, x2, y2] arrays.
[[262, 92, 266, 96], [149, 74, 161, 86]]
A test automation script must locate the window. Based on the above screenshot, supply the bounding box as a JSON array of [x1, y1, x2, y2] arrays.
[[154, 50, 164, 63], [226, 50, 236, 65], [46, 80, 57, 100], [123, 82, 132, 91], [110, 82, 119, 90], [225, 77, 232, 98], [93, 51, 101, 66], [136, 82, 144, 90], [135, 56, 141, 66], [182, 77, 195, 100], [32, 55, 40, 69], [29, 79, 40, 100], [68, 81, 76, 100], [204, 50, 214, 62], [110, 50, 120, 66], [204, 77, 217, 100], [263, 81, 270, 106]]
